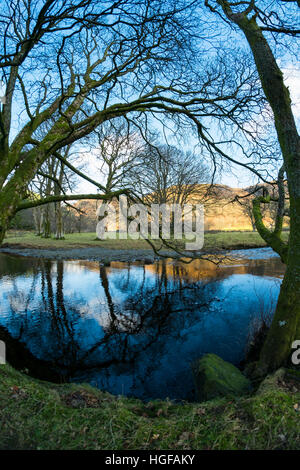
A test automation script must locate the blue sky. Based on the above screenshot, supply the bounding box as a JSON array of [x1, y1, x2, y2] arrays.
[[5, 1, 300, 195]]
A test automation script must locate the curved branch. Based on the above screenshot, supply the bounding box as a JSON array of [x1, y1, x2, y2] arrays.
[[252, 194, 288, 263], [16, 189, 130, 212], [53, 151, 106, 192]]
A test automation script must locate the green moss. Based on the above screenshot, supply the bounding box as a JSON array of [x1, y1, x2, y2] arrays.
[[192, 354, 252, 401], [0, 364, 299, 450], [252, 197, 288, 263]]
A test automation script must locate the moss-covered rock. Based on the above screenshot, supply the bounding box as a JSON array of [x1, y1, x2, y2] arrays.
[[192, 353, 251, 401], [255, 368, 286, 396]]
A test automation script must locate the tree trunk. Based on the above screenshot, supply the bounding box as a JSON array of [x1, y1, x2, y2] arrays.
[[55, 201, 64, 239], [33, 207, 43, 236], [54, 161, 65, 239], [0, 213, 10, 245], [0, 193, 16, 244], [242, 22, 300, 372], [42, 204, 52, 238], [258, 193, 300, 373], [216, 6, 300, 372]]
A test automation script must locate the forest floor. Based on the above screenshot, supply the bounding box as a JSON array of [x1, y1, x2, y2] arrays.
[[0, 364, 299, 450], [0, 230, 289, 262]]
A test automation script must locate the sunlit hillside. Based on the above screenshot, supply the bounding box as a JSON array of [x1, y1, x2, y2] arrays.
[[71, 184, 289, 233]]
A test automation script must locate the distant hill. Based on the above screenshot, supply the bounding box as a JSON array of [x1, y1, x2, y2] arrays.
[[70, 183, 289, 232]]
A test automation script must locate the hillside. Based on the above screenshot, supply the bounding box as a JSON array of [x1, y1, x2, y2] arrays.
[[70, 184, 289, 232]]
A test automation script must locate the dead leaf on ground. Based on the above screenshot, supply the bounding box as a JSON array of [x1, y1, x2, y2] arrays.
[[62, 390, 102, 408]]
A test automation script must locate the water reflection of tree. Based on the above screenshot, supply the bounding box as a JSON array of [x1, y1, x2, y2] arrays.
[[42, 260, 79, 365], [1, 259, 83, 372], [1, 258, 217, 379], [83, 259, 215, 366], [1, 253, 284, 395]]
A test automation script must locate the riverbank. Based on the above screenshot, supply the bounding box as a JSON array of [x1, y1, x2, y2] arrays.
[[0, 364, 299, 450], [0, 230, 289, 262]]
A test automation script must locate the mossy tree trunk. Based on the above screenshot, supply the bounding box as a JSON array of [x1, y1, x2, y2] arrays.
[[216, 2, 300, 372], [54, 161, 65, 240], [244, 23, 300, 373], [259, 233, 300, 372], [0, 208, 12, 245], [0, 164, 30, 244], [42, 204, 52, 238]]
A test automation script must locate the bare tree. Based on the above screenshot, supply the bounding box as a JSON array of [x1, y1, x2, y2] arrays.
[[0, 0, 263, 244], [128, 142, 210, 206], [29, 144, 78, 238], [88, 120, 143, 193]]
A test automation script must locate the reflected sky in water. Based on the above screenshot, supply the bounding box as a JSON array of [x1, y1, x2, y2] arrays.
[[0, 249, 284, 401]]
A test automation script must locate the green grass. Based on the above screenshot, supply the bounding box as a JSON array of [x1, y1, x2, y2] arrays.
[[3, 230, 290, 251], [3, 231, 151, 250], [0, 365, 299, 450]]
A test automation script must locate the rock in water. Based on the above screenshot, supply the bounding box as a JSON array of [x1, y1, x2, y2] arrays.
[[192, 353, 251, 402]]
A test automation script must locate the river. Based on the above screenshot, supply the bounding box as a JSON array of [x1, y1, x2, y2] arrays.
[[0, 248, 285, 401]]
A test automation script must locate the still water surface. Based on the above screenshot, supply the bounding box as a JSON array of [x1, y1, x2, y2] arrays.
[[0, 248, 285, 401]]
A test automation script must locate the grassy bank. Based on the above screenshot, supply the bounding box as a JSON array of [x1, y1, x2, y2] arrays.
[[2, 230, 289, 251], [0, 364, 299, 450]]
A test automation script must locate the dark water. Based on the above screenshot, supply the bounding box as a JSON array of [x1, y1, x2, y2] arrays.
[[0, 248, 285, 401]]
